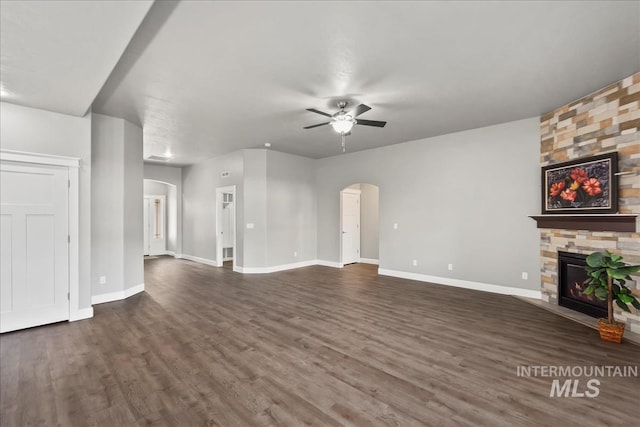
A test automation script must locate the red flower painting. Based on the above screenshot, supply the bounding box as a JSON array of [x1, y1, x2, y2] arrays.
[[549, 182, 565, 197], [543, 154, 615, 213], [570, 168, 588, 184], [582, 178, 603, 196], [560, 189, 577, 202]]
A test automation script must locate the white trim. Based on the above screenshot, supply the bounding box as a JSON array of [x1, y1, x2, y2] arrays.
[[341, 188, 362, 195], [377, 268, 543, 299], [340, 190, 361, 265], [166, 250, 175, 256], [124, 283, 145, 299], [66, 164, 83, 322], [215, 186, 237, 271], [174, 253, 183, 258], [0, 149, 80, 168], [92, 283, 145, 305], [1, 150, 85, 325], [181, 254, 219, 267], [92, 290, 125, 305], [316, 259, 343, 268], [359, 258, 379, 265], [69, 306, 94, 322], [235, 260, 317, 274], [144, 194, 167, 256]]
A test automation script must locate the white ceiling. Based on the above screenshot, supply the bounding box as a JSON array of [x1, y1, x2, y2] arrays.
[[2, 1, 639, 164], [0, 0, 153, 116]]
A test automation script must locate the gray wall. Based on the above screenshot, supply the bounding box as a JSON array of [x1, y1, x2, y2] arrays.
[[359, 183, 379, 260], [123, 120, 143, 291], [144, 164, 182, 255], [0, 102, 93, 309], [181, 149, 317, 269], [266, 150, 317, 266], [92, 114, 124, 296], [144, 180, 169, 196], [182, 150, 244, 264], [242, 150, 267, 268], [316, 118, 541, 291], [91, 113, 144, 296]]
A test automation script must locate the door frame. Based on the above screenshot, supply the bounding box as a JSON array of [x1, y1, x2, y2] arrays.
[[0, 149, 84, 321], [340, 187, 361, 266], [215, 185, 236, 270], [144, 194, 167, 256]]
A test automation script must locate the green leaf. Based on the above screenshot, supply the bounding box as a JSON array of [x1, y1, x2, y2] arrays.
[[619, 293, 634, 304], [607, 269, 630, 280], [594, 287, 608, 300], [586, 252, 605, 268], [611, 284, 621, 295], [610, 254, 622, 262], [632, 299, 640, 310], [583, 285, 595, 295], [615, 299, 631, 313]]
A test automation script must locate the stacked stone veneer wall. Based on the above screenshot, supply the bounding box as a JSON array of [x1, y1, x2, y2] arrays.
[[539, 72, 640, 333]]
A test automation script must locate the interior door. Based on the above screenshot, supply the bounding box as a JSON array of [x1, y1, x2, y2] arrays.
[[144, 196, 166, 256], [143, 198, 149, 256], [1, 162, 69, 333], [215, 186, 236, 268], [341, 191, 360, 265]]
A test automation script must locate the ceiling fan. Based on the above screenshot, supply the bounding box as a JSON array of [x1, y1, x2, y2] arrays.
[[304, 101, 387, 152]]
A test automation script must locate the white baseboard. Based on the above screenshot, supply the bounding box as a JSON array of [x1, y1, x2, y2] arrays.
[[236, 260, 317, 274], [180, 254, 219, 267], [316, 259, 343, 268], [174, 253, 183, 258], [124, 283, 145, 299], [69, 306, 94, 322], [359, 258, 379, 265], [378, 268, 542, 299], [92, 283, 146, 305], [166, 250, 175, 256]]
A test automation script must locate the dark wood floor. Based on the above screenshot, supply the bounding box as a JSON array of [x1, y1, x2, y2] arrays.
[[1, 257, 638, 426]]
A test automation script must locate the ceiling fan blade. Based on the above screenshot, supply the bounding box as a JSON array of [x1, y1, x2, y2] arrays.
[[356, 119, 387, 127], [306, 108, 332, 118], [350, 104, 371, 117], [303, 122, 331, 129]]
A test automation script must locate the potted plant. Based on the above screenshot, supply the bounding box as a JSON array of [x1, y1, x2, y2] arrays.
[[583, 250, 640, 343]]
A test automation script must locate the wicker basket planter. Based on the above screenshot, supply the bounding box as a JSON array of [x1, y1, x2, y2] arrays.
[[598, 319, 625, 344]]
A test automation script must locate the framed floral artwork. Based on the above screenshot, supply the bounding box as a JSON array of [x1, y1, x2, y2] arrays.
[[541, 152, 618, 214]]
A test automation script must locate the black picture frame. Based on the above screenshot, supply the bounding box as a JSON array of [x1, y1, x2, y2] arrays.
[[541, 152, 618, 214]]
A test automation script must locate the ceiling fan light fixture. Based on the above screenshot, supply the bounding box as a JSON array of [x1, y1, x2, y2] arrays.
[[331, 115, 355, 134]]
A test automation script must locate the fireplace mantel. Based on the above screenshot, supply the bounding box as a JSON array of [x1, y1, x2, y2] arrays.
[[529, 214, 637, 232]]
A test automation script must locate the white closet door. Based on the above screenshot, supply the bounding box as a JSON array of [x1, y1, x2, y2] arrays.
[[1, 162, 69, 333], [341, 191, 360, 265], [143, 199, 150, 256]]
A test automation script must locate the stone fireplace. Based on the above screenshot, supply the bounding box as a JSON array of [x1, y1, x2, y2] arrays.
[[538, 72, 640, 333], [557, 251, 607, 318]]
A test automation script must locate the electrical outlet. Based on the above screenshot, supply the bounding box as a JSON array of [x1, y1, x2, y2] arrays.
[[246, 223, 254, 229], [393, 223, 398, 229], [412, 259, 417, 266], [99, 276, 106, 285], [448, 264, 453, 271], [294, 251, 298, 257], [522, 272, 528, 280]]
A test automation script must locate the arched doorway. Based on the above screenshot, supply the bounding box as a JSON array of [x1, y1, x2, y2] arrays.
[[340, 183, 379, 266], [143, 179, 178, 256]]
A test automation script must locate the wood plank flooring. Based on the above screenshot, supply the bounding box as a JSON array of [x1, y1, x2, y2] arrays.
[[1, 257, 638, 426]]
